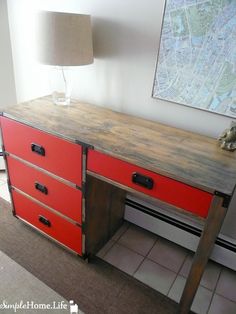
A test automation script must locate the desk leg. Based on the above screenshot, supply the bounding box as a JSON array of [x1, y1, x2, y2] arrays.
[[178, 195, 227, 314]]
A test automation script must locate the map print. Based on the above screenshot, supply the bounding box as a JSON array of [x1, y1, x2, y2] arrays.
[[153, 0, 236, 118]]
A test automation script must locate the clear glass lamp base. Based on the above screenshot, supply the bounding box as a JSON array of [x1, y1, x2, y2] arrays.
[[52, 92, 71, 106], [50, 66, 72, 106]]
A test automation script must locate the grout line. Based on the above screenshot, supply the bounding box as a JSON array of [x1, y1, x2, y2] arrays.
[[213, 287, 236, 304], [166, 272, 179, 298], [115, 225, 158, 257], [99, 240, 117, 259], [112, 241, 146, 258], [178, 254, 221, 291], [102, 222, 131, 259], [132, 255, 146, 278], [145, 236, 159, 258], [131, 255, 145, 276], [112, 222, 130, 242], [211, 292, 236, 305], [177, 252, 190, 277], [100, 230, 236, 311], [179, 251, 190, 273], [101, 241, 145, 278], [206, 266, 222, 313], [112, 238, 181, 280], [101, 223, 236, 310], [167, 251, 190, 297], [96, 239, 115, 259], [176, 253, 225, 312], [114, 240, 188, 276], [145, 256, 179, 275]]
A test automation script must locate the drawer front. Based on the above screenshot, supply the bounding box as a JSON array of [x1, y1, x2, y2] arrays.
[[1, 117, 82, 185], [87, 150, 213, 218], [12, 190, 82, 255], [7, 156, 82, 224]]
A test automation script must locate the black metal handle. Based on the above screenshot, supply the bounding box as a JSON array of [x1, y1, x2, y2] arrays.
[[31, 143, 45, 156], [38, 215, 51, 227], [35, 182, 48, 195], [132, 172, 154, 190]]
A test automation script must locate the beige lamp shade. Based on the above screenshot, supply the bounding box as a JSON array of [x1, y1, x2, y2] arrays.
[[37, 11, 93, 66]]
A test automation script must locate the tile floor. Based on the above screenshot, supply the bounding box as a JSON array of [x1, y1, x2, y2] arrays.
[[1, 170, 236, 314], [97, 223, 236, 314]]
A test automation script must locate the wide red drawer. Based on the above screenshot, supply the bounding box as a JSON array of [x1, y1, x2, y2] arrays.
[[1, 117, 82, 185], [87, 150, 213, 218], [12, 190, 82, 255], [7, 156, 82, 224]]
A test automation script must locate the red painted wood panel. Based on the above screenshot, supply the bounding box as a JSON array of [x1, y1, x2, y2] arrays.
[[7, 156, 82, 224], [12, 190, 82, 255], [1, 117, 82, 185], [87, 150, 213, 218]]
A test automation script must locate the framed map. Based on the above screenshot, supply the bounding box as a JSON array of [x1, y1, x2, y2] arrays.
[[152, 0, 236, 118]]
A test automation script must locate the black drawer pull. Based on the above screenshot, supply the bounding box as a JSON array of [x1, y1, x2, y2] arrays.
[[35, 182, 48, 195], [132, 172, 154, 190], [31, 143, 45, 156], [39, 215, 51, 227]]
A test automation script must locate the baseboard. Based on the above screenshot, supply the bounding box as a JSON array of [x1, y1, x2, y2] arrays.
[[125, 197, 236, 271]]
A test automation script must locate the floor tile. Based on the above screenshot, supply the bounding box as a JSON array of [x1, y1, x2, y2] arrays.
[[179, 254, 221, 290], [208, 294, 236, 314], [216, 267, 236, 302], [134, 259, 176, 295], [168, 275, 213, 314], [148, 238, 188, 273], [103, 243, 144, 275], [111, 221, 130, 241], [96, 239, 115, 258], [0, 183, 11, 202], [118, 224, 157, 256]]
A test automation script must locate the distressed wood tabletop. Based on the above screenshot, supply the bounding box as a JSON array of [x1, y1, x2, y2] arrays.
[[1, 96, 236, 195]]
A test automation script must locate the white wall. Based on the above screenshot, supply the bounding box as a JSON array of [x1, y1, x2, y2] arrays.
[[0, 0, 16, 107], [7, 0, 235, 138], [0, 0, 16, 168]]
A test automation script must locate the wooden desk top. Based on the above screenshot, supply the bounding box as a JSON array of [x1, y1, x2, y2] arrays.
[[1, 96, 236, 195]]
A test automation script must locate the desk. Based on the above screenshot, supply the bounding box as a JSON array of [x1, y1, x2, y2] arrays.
[[1, 96, 236, 314]]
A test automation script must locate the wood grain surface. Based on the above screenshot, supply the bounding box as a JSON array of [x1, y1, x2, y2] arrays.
[[1, 96, 236, 195]]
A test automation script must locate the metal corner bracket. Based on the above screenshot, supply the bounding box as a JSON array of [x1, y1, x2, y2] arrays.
[[214, 191, 231, 208]]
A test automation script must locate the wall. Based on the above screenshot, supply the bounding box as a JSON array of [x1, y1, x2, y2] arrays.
[[0, 0, 16, 107], [7, 0, 235, 138], [0, 0, 16, 169]]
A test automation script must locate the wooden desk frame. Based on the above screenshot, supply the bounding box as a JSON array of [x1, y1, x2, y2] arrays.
[[179, 195, 228, 313], [1, 97, 236, 314], [85, 154, 231, 314]]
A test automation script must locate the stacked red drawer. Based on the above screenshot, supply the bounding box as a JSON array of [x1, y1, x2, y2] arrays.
[[1, 117, 83, 255], [12, 190, 82, 254], [1, 117, 82, 185]]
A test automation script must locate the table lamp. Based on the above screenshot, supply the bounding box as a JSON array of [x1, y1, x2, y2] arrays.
[[37, 11, 94, 106]]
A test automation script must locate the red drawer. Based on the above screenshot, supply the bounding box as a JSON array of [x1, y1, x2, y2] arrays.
[[7, 156, 82, 224], [1, 117, 82, 185], [87, 150, 213, 218], [12, 190, 82, 255]]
